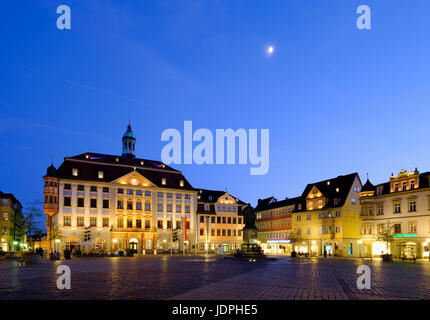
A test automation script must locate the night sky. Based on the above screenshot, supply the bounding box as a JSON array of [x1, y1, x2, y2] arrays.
[[1, 1, 430, 229]]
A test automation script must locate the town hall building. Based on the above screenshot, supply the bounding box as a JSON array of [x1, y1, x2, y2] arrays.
[[43, 123, 198, 254]]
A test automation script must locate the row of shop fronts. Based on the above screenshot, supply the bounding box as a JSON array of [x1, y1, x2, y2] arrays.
[[196, 242, 242, 254], [259, 236, 430, 259], [361, 237, 430, 259], [46, 230, 195, 255]]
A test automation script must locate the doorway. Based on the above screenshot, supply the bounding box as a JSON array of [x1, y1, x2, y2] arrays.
[[129, 238, 138, 254]]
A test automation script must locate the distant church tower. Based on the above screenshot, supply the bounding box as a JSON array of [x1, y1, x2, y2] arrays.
[[122, 121, 136, 159]]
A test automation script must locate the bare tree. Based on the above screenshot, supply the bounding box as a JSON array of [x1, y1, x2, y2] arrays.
[[290, 231, 303, 253], [23, 200, 44, 250], [376, 220, 394, 255]]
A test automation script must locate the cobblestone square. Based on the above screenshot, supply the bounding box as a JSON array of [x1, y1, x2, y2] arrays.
[[1, 255, 430, 300]]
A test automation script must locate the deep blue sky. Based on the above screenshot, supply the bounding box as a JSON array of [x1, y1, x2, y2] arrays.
[[1, 0, 430, 218]]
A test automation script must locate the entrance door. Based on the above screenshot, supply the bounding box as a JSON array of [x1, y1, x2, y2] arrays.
[[401, 243, 417, 259], [130, 242, 138, 253], [324, 244, 333, 256]]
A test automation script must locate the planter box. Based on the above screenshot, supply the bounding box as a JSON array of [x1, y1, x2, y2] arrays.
[[381, 254, 393, 262]]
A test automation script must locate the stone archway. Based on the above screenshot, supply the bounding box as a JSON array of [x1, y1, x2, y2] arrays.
[[129, 238, 138, 253]]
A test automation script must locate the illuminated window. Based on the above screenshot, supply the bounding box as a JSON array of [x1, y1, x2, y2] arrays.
[[180, 180, 184, 187], [98, 171, 104, 179], [72, 168, 78, 176], [63, 216, 71, 227], [90, 217, 97, 227], [117, 217, 123, 228], [77, 217, 84, 227], [161, 178, 166, 185]]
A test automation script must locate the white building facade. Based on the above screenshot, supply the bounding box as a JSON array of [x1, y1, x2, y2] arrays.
[[43, 123, 198, 255]]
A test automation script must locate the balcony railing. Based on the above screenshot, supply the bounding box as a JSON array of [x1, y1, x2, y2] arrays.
[[111, 227, 157, 233]]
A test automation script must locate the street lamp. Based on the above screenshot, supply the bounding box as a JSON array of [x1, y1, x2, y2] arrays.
[[358, 240, 363, 259], [55, 239, 60, 252]]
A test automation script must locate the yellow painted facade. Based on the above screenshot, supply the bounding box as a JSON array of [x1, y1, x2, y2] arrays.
[[292, 174, 362, 257]]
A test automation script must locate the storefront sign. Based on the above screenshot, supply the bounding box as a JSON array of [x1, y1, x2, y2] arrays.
[[267, 240, 291, 244], [393, 234, 417, 238]]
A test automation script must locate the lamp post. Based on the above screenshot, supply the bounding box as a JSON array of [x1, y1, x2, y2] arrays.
[[358, 240, 363, 259], [55, 239, 60, 252]]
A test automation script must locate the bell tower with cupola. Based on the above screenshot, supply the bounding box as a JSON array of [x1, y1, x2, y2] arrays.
[[122, 121, 136, 159], [43, 163, 59, 254]]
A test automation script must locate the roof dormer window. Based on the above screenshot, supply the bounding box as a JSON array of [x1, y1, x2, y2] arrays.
[[336, 188, 339, 192], [161, 178, 166, 185], [180, 180, 184, 187], [72, 168, 78, 176], [98, 171, 104, 179]]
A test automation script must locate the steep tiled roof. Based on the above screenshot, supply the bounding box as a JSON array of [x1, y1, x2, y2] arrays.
[[196, 188, 246, 205], [255, 196, 301, 212], [53, 152, 195, 191], [298, 172, 359, 210], [368, 172, 430, 196], [361, 179, 376, 192]]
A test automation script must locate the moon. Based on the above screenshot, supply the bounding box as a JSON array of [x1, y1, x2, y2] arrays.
[[265, 45, 275, 57]]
